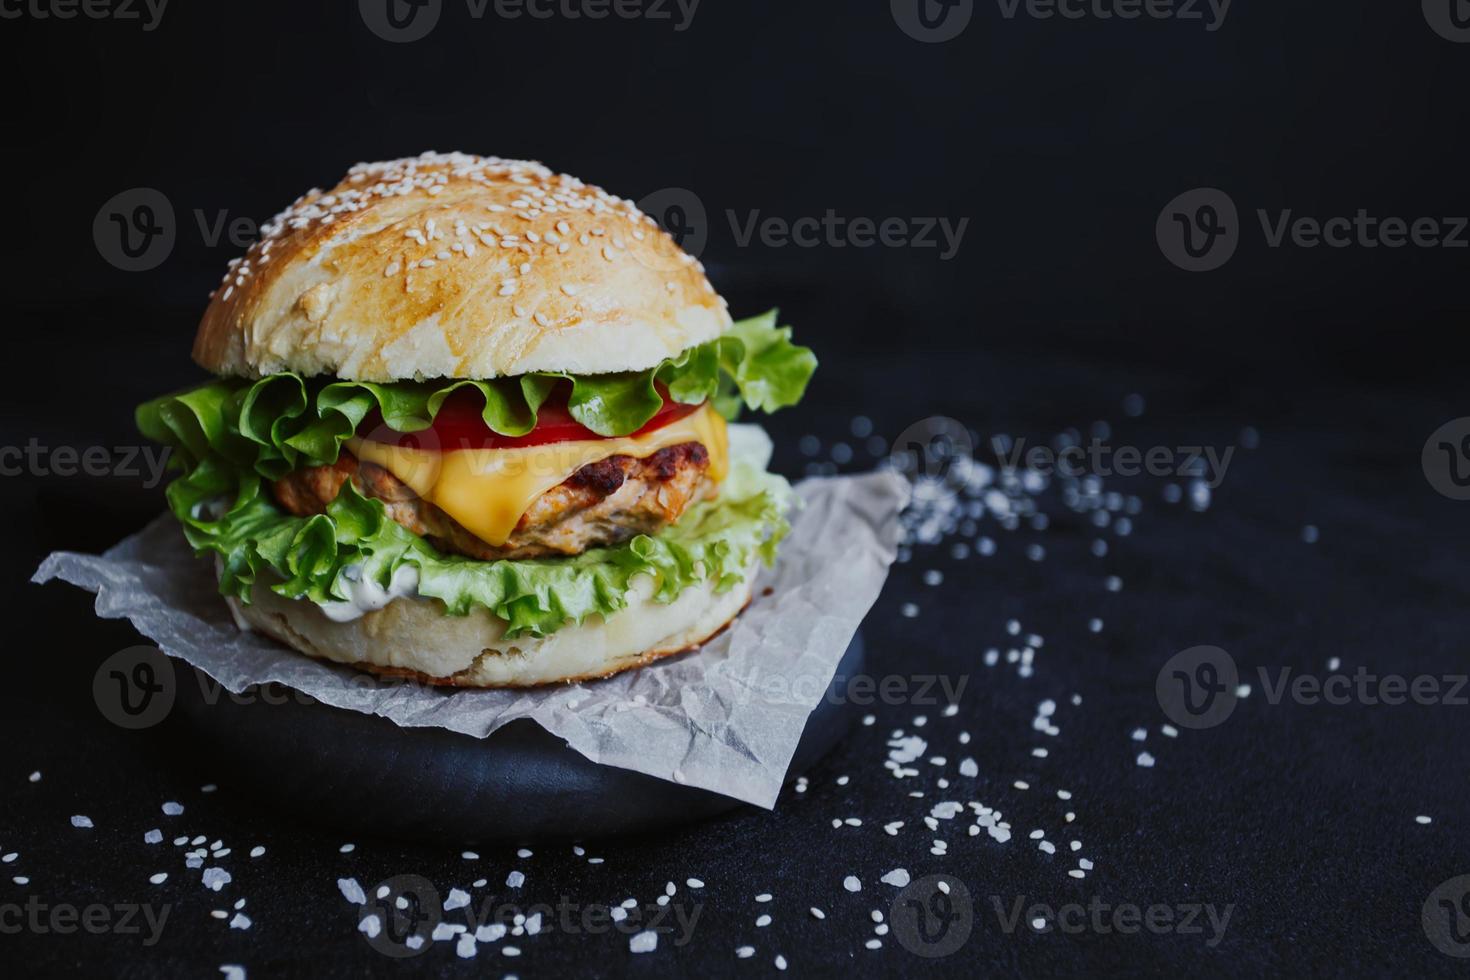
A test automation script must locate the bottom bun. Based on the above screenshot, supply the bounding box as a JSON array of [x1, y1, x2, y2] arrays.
[[227, 564, 757, 688]]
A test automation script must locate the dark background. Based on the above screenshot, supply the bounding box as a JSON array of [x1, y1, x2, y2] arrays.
[[3, 0, 1469, 976]]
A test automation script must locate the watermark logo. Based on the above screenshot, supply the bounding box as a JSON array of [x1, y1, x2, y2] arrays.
[[889, 416, 976, 482], [358, 875, 442, 958], [93, 188, 175, 272], [359, 0, 442, 42], [1159, 189, 1469, 271], [93, 188, 285, 272], [638, 186, 709, 262], [1424, 875, 1470, 957], [891, 875, 973, 957], [1156, 645, 1238, 730], [1160, 646, 1470, 729], [1423, 418, 1470, 501], [892, 0, 974, 43], [1423, 0, 1470, 42], [360, 0, 699, 39], [93, 646, 176, 730], [1156, 188, 1239, 272], [636, 190, 968, 263]]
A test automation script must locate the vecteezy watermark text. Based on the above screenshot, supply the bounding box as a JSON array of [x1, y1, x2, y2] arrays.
[[358, 874, 702, 958], [727, 210, 969, 261], [732, 668, 970, 709], [1158, 645, 1470, 731], [636, 188, 970, 262], [94, 187, 277, 272], [358, 0, 700, 43], [1157, 187, 1469, 272], [0, 0, 168, 30], [994, 0, 1230, 31], [0, 441, 170, 487], [991, 894, 1234, 946], [0, 898, 171, 946], [891, 0, 1228, 43], [994, 436, 1233, 488]]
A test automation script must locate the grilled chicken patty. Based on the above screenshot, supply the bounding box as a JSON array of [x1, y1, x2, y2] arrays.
[[272, 442, 714, 560]]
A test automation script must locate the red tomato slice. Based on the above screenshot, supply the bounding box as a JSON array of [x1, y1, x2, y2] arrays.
[[358, 382, 702, 451]]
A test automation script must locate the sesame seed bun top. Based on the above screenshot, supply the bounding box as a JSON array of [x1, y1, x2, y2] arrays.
[[192, 152, 730, 382]]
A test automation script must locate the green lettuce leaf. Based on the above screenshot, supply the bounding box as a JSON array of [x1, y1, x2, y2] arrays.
[[137, 311, 816, 481], [162, 439, 792, 638], [135, 312, 812, 637]]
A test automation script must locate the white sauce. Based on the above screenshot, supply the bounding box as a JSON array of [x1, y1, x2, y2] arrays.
[[318, 563, 421, 623]]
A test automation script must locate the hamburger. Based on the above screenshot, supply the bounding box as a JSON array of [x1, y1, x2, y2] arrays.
[[136, 152, 815, 688]]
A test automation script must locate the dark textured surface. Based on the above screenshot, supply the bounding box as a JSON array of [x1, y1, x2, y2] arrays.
[[162, 636, 865, 843], [5, 331, 1469, 977], [4, 0, 1470, 975]]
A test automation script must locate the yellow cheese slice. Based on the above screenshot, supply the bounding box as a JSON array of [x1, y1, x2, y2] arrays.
[[347, 404, 729, 547]]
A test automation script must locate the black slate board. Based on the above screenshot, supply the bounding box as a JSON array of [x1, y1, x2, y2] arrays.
[[169, 634, 866, 843]]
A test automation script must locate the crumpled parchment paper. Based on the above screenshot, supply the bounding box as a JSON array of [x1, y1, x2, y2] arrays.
[[33, 470, 908, 809]]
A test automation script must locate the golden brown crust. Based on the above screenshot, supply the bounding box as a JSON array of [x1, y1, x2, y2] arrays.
[[231, 569, 757, 689], [266, 612, 738, 689], [193, 152, 730, 381]]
